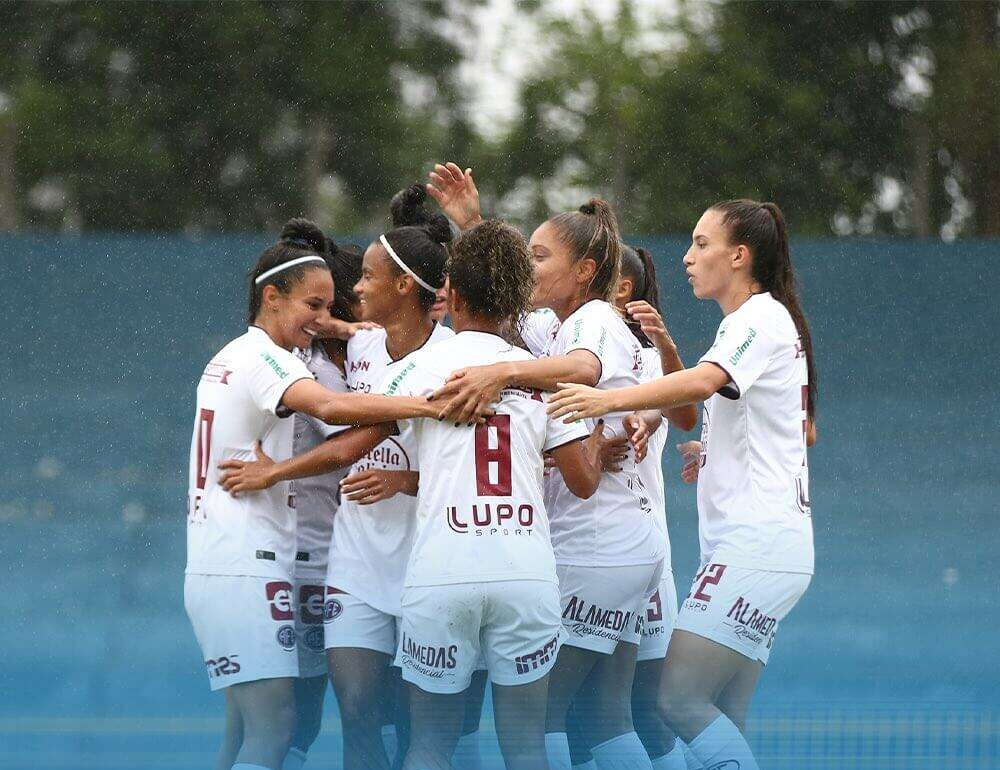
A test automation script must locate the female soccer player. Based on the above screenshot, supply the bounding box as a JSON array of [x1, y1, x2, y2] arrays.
[[215, 186, 456, 770], [382, 219, 603, 770], [549, 200, 816, 770], [282, 223, 366, 770], [186, 234, 450, 770], [427, 179, 665, 770]]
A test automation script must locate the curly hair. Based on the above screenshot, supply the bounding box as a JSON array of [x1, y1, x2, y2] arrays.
[[448, 220, 534, 332]]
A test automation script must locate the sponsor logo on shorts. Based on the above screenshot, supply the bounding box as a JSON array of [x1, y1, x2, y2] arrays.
[[707, 762, 740, 770], [276, 624, 297, 650], [399, 632, 457, 679], [446, 503, 535, 535], [324, 587, 344, 622], [724, 595, 777, 647], [266, 581, 294, 621], [204, 655, 241, 678], [515, 635, 559, 675], [562, 595, 635, 642], [303, 625, 325, 652], [298, 584, 325, 625]]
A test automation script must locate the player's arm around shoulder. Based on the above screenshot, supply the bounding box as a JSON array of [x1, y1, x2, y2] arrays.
[[548, 420, 606, 499]]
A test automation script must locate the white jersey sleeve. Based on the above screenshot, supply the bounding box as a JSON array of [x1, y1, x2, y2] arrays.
[[560, 300, 641, 388], [518, 309, 561, 357], [698, 308, 784, 398], [541, 393, 590, 452], [245, 343, 313, 415]]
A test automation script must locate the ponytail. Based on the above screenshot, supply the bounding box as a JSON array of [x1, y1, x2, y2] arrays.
[[711, 199, 817, 417], [549, 198, 622, 303], [621, 244, 662, 347]]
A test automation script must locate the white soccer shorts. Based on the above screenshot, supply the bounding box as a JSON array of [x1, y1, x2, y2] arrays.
[[323, 587, 398, 656], [636, 569, 679, 662], [557, 561, 663, 654], [674, 562, 811, 664], [185, 574, 299, 691], [397, 580, 562, 694]]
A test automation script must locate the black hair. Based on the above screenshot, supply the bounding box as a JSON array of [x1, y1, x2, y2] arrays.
[[382, 183, 451, 312], [324, 237, 364, 323], [548, 198, 622, 303], [247, 218, 330, 323], [711, 199, 817, 417], [448, 220, 533, 333], [621, 244, 661, 347]]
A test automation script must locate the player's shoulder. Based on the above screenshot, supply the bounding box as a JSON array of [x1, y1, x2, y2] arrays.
[[741, 293, 797, 341], [306, 345, 348, 391], [347, 326, 387, 358]]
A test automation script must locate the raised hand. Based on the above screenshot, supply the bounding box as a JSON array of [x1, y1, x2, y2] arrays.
[[625, 300, 676, 352], [426, 162, 483, 230], [218, 441, 278, 495]]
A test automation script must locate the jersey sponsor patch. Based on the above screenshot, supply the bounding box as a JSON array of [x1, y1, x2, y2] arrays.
[[266, 581, 294, 620], [276, 624, 297, 650]]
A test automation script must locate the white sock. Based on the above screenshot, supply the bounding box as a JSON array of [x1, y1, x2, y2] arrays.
[[572, 760, 598, 770], [678, 740, 702, 770], [592, 731, 654, 770], [232, 765, 270, 770], [282, 747, 308, 770], [545, 732, 573, 770], [687, 715, 759, 770], [382, 725, 398, 764], [650, 743, 687, 770], [452, 730, 483, 770]]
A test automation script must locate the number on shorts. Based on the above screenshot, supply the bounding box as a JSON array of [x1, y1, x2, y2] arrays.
[[646, 590, 663, 622], [474, 415, 512, 496], [692, 563, 726, 602], [196, 408, 214, 490]]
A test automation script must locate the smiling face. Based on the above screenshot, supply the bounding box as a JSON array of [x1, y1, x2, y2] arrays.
[[528, 220, 593, 314], [354, 242, 404, 324], [262, 266, 334, 350], [683, 208, 748, 302]]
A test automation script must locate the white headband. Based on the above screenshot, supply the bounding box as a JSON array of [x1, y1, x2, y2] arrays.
[[254, 255, 326, 285], [380, 234, 439, 293]]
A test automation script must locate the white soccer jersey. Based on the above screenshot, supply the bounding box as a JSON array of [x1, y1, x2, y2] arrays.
[[382, 331, 589, 588], [187, 326, 314, 579], [518, 308, 561, 357], [290, 345, 351, 577], [544, 300, 666, 567], [637, 347, 671, 572], [696, 292, 814, 574], [326, 324, 454, 615]]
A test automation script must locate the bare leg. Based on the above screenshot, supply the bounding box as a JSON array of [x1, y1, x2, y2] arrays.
[[291, 674, 329, 753], [545, 645, 601, 734], [631, 658, 676, 759], [229, 677, 296, 770], [402, 683, 465, 770], [329, 647, 393, 770], [565, 673, 598, 766], [216, 687, 244, 770], [576, 641, 639, 747], [493, 676, 551, 770], [391, 669, 410, 770], [462, 670, 488, 735], [715, 661, 762, 733], [656, 630, 750, 741]]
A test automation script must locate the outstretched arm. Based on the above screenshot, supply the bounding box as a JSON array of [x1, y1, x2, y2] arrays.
[[548, 363, 729, 422]]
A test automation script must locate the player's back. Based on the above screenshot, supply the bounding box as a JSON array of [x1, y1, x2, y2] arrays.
[[383, 331, 585, 589]]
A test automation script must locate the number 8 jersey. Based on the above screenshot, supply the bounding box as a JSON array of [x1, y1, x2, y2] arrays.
[[381, 331, 590, 588], [186, 326, 314, 580]]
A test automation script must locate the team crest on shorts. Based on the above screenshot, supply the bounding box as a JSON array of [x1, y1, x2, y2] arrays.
[[276, 624, 297, 650], [303, 625, 325, 652], [324, 598, 343, 621]]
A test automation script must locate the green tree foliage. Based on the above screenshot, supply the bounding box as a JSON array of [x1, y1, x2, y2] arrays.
[[481, 0, 999, 236], [0, 1, 469, 231]]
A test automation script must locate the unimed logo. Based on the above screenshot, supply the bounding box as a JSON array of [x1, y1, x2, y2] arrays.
[[266, 581, 294, 620]]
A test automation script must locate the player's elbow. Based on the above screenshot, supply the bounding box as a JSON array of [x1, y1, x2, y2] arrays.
[[564, 470, 599, 500], [671, 409, 698, 433]]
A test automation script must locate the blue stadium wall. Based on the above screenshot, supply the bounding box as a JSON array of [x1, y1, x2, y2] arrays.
[[1, 234, 997, 768]]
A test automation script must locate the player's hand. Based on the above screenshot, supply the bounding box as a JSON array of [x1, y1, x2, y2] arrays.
[[677, 440, 702, 484], [313, 316, 381, 341], [543, 452, 557, 472], [218, 441, 277, 495], [547, 383, 613, 423], [624, 413, 650, 463], [625, 300, 676, 352], [340, 470, 417, 505], [584, 419, 629, 472], [426, 162, 482, 230], [429, 364, 505, 425]]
